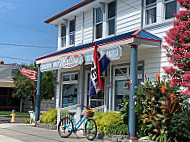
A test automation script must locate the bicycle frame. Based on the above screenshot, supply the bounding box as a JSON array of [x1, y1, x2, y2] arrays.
[[64, 115, 91, 132]]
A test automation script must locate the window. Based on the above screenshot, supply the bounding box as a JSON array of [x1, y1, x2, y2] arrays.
[[107, 1, 116, 35], [11, 69, 16, 76], [61, 25, 66, 47], [113, 63, 144, 110], [145, 0, 157, 25], [95, 8, 103, 39], [62, 73, 78, 108], [164, 0, 177, 19], [69, 19, 75, 45]]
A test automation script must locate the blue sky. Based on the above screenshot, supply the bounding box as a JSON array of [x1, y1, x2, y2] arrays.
[[0, 0, 83, 65]]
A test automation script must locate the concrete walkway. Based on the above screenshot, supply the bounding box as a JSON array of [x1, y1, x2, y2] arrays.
[[0, 123, 110, 142]]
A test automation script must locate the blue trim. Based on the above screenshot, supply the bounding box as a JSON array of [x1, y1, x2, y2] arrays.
[[37, 29, 161, 60], [137, 30, 162, 41]]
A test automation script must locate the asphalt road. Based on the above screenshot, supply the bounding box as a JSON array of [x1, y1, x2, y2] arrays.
[[0, 123, 110, 142]]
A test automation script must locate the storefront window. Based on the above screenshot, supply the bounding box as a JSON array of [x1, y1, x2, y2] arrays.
[[62, 73, 78, 108], [115, 80, 130, 110], [114, 63, 144, 110]]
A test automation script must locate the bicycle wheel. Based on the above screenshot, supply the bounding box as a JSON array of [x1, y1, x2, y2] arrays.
[[85, 118, 97, 141], [58, 117, 72, 138]]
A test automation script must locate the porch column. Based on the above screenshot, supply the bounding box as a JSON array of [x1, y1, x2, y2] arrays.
[[128, 44, 138, 140], [35, 64, 42, 122]]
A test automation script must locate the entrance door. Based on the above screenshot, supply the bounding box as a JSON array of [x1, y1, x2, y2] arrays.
[[85, 71, 105, 108]]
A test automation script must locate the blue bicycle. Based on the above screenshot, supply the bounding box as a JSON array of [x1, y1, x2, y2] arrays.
[[58, 106, 97, 141]]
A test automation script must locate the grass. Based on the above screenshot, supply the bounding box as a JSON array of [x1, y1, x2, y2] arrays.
[[0, 111, 30, 117]]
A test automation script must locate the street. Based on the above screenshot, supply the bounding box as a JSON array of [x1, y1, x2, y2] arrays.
[[0, 123, 110, 142]]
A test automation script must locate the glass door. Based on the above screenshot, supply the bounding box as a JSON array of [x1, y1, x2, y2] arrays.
[[85, 71, 105, 108]]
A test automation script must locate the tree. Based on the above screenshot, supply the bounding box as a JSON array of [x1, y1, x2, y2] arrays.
[[163, 0, 190, 96], [13, 63, 55, 110]]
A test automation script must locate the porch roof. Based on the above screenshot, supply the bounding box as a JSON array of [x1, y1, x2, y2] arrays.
[[36, 29, 161, 62]]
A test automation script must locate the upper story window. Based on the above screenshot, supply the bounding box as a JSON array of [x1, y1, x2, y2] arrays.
[[61, 25, 66, 47], [95, 1, 116, 40], [69, 19, 75, 45], [164, 0, 177, 20], [107, 1, 116, 35], [145, 0, 178, 26], [95, 8, 103, 39], [145, 0, 157, 25]]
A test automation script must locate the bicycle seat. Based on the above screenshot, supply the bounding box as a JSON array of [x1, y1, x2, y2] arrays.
[[69, 112, 76, 116]]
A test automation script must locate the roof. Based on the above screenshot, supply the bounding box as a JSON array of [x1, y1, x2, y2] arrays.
[[0, 64, 11, 71], [0, 81, 15, 88], [36, 29, 162, 61], [45, 0, 95, 23]]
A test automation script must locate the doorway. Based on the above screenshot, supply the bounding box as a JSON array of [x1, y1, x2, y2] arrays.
[[84, 70, 106, 108]]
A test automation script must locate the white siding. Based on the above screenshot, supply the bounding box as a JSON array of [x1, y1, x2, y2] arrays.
[[145, 22, 174, 79], [75, 14, 83, 45], [116, 0, 141, 34], [83, 9, 93, 43]]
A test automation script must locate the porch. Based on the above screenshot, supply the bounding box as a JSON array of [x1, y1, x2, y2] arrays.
[[35, 29, 162, 138]]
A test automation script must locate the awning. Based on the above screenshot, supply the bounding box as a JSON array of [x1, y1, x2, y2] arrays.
[[36, 29, 162, 72]]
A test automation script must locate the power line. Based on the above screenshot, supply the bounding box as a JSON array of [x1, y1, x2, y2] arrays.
[[0, 43, 57, 49], [0, 20, 57, 35], [0, 55, 34, 62]]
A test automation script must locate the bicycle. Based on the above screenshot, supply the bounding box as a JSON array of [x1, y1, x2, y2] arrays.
[[58, 106, 97, 141]]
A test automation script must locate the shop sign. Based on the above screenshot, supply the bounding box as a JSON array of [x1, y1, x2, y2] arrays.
[[40, 54, 84, 72], [84, 46, 122, 64], [40, 46, 122, 72]]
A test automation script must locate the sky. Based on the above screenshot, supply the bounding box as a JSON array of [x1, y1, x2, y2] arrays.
[[0, 0, 83, 65]]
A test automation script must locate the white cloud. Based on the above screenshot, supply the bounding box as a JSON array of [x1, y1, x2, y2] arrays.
[[0, 1, 17, 12]]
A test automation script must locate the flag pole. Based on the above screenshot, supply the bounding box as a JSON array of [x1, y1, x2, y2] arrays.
[[34, 64, 42, 123]]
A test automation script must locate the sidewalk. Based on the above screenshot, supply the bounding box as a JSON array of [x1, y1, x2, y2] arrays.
[[0, 123, 110, 142]]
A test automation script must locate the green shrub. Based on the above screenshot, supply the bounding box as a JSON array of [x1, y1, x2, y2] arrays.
[[40, 108, 57, 124], [169, 102, 190, 142], [22, 119, 32, 124], [93, 111, 122, 131], [135, 76, 182, 141], [106, 123, 128, 135]]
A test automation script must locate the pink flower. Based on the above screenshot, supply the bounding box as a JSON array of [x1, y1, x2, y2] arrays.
[[177, 63, 185, 69], [184, 71, 190, 74], [162, 45, 169, 50], [163, 66, 177, 75], [184, 52, 190, 59], [182, 74, 190, 82], [181, 90, 190, 97], [182, 44, 190, 49]]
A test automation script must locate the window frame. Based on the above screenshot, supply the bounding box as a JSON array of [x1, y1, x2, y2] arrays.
[[69, 19, 76, 46], [61, 72, 79, 108], [61, 24, 66, 48], [94, 7, 103, 40], [145, 0, 157, 25], [107, 1, 116, 36], [163, 0, 177, 20], [112, 62, 144, 111]]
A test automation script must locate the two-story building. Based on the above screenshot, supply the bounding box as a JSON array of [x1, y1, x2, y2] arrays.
[[36, 0, 178, 112], [0, 61, 20, 111]]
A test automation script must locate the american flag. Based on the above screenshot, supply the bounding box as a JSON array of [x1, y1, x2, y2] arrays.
[[13, 63, 37, 82]]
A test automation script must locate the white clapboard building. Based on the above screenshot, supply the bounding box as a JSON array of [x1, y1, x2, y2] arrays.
[[36, 0, 179, 114]]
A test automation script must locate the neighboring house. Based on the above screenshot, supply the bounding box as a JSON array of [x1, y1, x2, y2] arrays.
[[0, 61, 20, 111], [36, 0, 178, 112]]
